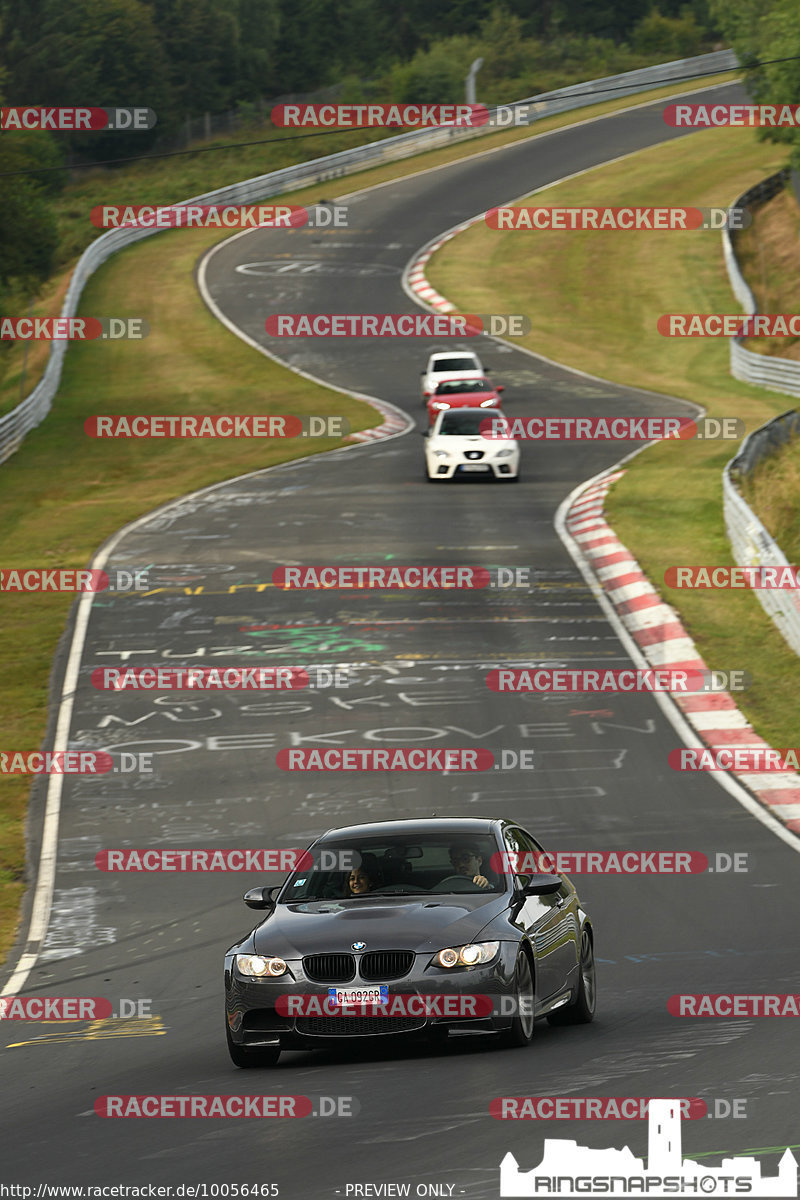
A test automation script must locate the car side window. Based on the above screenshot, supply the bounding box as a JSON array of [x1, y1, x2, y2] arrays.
[[504, 826, 537, 889]]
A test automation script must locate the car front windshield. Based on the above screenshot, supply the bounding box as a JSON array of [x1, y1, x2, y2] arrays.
[[434, 379, 491, 395], [432, 358, 477, 372], [281, 833, 505, 901], [438, 411, 503, 436]]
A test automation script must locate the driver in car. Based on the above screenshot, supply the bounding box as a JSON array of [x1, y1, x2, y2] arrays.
[[448, 842, 491, 889]]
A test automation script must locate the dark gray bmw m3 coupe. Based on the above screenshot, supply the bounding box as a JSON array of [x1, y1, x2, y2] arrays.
[[224, 817, 595, 1066]]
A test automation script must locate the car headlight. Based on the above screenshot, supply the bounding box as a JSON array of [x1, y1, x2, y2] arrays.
[[495, 449, 514, 458], [433, 450, 450, 459], [432, 401, 450, 409], [431, 941, 500, 968], [480, 399, 498, 407], [236, 954, 287, 978]]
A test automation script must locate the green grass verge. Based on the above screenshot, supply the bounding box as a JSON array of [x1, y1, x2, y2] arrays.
[[0, 67, 740, 965], [426, 125, 800, 754]]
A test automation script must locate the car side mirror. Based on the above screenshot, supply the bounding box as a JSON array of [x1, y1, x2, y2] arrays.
[[495, 385, 505, 393], [244, 885, 280, 910], [521, 873, 562, 896]]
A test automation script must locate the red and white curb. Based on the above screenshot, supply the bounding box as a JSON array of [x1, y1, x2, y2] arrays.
[[565, 470, 800, 835], [406, 222, 479, 312], [347, 396, 410, 442]]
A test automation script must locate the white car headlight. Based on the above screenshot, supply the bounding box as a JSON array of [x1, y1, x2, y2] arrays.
[[433, 450, 450, 459], [431, 941, 500, 968], [236, 954, 287, 978], [495, 449, 514, 458], [479, 399, 498, 407], [432, 401, 450, 410]]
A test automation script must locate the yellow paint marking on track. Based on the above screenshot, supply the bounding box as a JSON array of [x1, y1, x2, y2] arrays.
[[6, 1015, 166, 1048]]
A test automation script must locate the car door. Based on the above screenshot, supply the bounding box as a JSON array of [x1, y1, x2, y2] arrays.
[[504, 826, 579, 1006]]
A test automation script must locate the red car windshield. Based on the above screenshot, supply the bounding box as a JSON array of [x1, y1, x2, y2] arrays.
[[434, 378, 493, 396]]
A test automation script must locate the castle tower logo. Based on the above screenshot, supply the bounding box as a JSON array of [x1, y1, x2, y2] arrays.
[[500, 1099, 797, 1197]]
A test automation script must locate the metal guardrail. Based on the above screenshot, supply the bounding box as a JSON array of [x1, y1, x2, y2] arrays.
[[723, 410, 800, 656], [722, 168, 800, 396], [0, 48, 738, 465]]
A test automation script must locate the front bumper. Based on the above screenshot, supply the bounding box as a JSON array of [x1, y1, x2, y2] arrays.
[[426, 454, 519, 479], [225, 944, 520, 1049]]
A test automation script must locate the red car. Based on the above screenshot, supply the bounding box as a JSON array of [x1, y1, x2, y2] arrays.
[[424, 377, 504, 426]]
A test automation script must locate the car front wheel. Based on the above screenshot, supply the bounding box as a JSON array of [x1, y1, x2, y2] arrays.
[[226, 1022, 281, 1068], [499, 951, 535, 1047], [547, 929, 596, 1025]]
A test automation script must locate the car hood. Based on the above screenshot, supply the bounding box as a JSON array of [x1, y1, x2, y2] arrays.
[[252, 893, 506, 957]]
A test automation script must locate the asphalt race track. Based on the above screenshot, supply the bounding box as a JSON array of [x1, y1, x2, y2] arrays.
[[3, 82, 799, 1196]]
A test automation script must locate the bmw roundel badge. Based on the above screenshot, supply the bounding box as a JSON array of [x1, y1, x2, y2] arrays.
[[351, 941, 366, 951]]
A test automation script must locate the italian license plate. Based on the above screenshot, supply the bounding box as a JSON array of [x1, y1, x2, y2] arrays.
[[328, 985, 388, 1006], [460, 463, 489, 472]]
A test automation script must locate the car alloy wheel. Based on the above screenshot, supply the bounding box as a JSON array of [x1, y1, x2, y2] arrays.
[[226, 1021, 281, 1068], [500, 951, 535, 1047], [547, 928, 596, 1025]]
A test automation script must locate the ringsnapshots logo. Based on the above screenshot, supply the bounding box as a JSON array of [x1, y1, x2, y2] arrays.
[[264, 313, 530, 337], [0, 106, 156, 131], [486, 206, 749, 231], [84, 414, 348, 438], [498, 1099, 797, 1197], [1, 317, 148, 340]]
